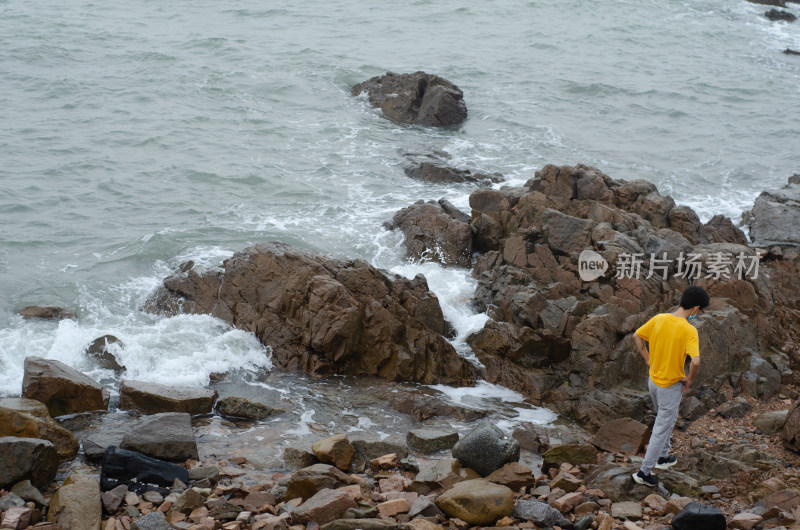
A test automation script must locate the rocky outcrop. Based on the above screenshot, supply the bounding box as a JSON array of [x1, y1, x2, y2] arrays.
[[0, 436, 58, 489], [385, 199, 473, 268], [384, 163, 782, 428], [744, 175, 800, 247], [404, 162, 502, 186], [119, 380, 217, 415], [21, 357, 109, 417], [0, 397, 79, 459], [144, 242, 477, 386], [352, 72, 467, 127]]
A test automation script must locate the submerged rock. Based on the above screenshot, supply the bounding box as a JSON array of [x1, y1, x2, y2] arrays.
[[19, 306, 75, 320], [144, 242, 477, 386], [404, 162, 502, 186], [22, 356, 110, 417], [85, 335, 126, 373], [765, 8, 797, 21], [352, 71, 467, 127], [215, 396, 278, 420]]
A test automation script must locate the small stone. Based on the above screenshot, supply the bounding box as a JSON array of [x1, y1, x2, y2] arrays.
[[575, 501, 599, 515], [729, 513, 763, 530], [132, 511, 172, 530], [369, 454, 398, 471], [102, 485, 129, 513], [377, 498, 410, 517], [512, 499, 573, 528], [551, 472, 582, 493], [142, 491, 164, 505], [643, 494, 667, 515]]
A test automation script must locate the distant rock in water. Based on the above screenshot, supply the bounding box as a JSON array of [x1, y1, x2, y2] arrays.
[[749, 0, 787, 7], [405, 162, 502, 186], [744, 175, 800, 247], [352, 72, 467, 127], [144, 242, 477, 386], [18, 306, 75, 321], [785, 48, 800, 55], [765, 8, 797, 21]]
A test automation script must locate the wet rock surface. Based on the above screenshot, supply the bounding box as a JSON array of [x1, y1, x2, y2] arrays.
[[351, 72, 467, 127], [0, 397, 79, 459], [22, 356, 110, 417], [144, 242, 477, 386], [0, 436, 58, 489], [119, 379, 217, 415]]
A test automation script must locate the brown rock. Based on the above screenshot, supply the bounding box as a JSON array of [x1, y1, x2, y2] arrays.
[[665, 496, 694, 515], [643, 493, 667, 515], [0, 506, 32, 530], [144, 242, 477, 386], [541, 444, 599, 472], [21, 357, 109, 417], [729, 513, 763, 530], [19, 306, 75, 320], [284, 464, 357, 501], [46, 473, 102, 530], [377, 498, 410, 517], [434, 479, 513, 525], [408, 457, 480, 495], [551, 472, 581, 493], [370, 453, 398, 471], [591, 418, 650, 455], [351, 72, 467, 127], [290, 488, 357, 526], [311, 434, 355, 471], [119, 380, 217, 415], [485, 462, 536, 490], [551, 491, 584, 513], [755, 489, 800, 511], [0, 397, 79, 459]]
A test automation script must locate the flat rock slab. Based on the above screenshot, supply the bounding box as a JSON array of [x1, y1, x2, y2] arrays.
[[120, 412, 198, 462], [591, 417, 650, 455], [406, 428, 459, 453], [119, 380, 217, 415], [22, 356, 109, 417]]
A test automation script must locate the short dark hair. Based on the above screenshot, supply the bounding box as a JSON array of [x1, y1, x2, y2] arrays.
[[680, 286, 710, 310]]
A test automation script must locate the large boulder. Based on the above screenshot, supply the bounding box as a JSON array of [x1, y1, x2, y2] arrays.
[[0, 436, 58, 489], [385, 199, 473, 268], [144, 242, 477, 386], [46, 473, 102, 530], [119, 412, 198, 461], [351, 72, 467, 127], [291, 488, 358, 526], [21, 357, 109, 417], [119, 380, 217, 415], [0, 397, 79, 459], [100, 446, 189, 494], [434, 479, 514, 525], [451, 421, 520, 477]]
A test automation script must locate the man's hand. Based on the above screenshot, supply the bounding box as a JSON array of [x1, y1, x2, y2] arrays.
[[680, 377, 693, 393], [682, 356, 701, 393]]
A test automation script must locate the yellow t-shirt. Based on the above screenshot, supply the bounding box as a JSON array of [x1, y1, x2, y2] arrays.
[[636, 313, 700, 388]]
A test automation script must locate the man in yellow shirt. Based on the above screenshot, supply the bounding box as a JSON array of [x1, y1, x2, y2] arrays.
[[631, 286, 709, 487]]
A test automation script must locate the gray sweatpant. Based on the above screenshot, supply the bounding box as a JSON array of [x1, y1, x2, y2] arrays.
[[640, 378, 683, 474]]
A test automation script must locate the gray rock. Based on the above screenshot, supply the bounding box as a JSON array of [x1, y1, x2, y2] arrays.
[[747, 176, 800, 248], [451, 421, 520, 477], [349, 433, 408, 472], [131, 510, 172, 530], [173, 488, 206, 514], [283, 445, 319, 470], [754, 410, 789, 434], [406, 428, 459, 453], [82, 425, 130, 462], [142, 490, 164, 505], [0, 436, 58, 490], [120, 412, 198, 462], [0, 492, 25, 511], [408, 495, 445, 518], [10, 479, 48, 507], [575, 515, 593, 530], [512, 499, 573, 528], [120, 380, 217, 415], [612, 500, 643, 519], [187, 465, 220, 483], [583, 464, 654, 502], [716, 397, 752, 419]]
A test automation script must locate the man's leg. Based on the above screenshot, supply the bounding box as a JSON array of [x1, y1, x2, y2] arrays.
[[640, 381, 682, 475]]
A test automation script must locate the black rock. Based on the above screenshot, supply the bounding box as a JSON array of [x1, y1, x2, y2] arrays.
[[785, 48, 800, 55], [513, 500, 574, 528], [671, 502, 727, 530], [451, 420, 520, 477], [101, 446, 189, 494], [765, 8, 797, 21], [85, 335, 126, 373]]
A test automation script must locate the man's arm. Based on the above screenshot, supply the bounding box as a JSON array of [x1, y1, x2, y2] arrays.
[[681, 357, 701, 393], [635, 334, 650, 366]]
